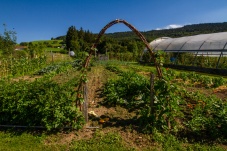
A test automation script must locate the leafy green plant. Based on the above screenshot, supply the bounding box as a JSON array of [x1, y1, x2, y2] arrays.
[[103, 71, 150, 110], [102, 69, 185, 133], [176, 71, 226, 88], [212, 77, 225, 88], [154, 50, 165, 66], [0, 77, 84, 131], [162, 68, 176, 80], [34, 59, 83, 76], [185, 94, 227, 139], [105, 64, 123, 74], [177, 72, 188, 82], [139, 78, 185, 133]]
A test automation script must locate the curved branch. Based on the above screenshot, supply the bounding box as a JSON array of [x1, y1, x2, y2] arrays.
[[83, 19, 162, 78], [77, 19, 163, 110]]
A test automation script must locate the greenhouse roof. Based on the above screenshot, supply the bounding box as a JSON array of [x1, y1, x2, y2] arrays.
[[148, 32, 227, 52]]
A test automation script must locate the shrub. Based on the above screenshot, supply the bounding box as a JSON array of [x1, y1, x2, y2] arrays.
[[0, 78, 84, 131]]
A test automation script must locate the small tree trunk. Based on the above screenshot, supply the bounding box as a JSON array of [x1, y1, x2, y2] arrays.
[[150, 73, 155, 115], [82, 83, 88, 123]]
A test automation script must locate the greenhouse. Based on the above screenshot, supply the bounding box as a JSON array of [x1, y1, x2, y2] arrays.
[[149, 32, 227, 55], [142, 32, 227, 75]]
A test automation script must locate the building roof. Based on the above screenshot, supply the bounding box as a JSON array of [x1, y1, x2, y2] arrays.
[[14, 46, 27, 50]]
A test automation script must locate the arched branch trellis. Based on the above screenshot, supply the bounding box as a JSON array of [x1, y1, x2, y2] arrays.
[[77, 19, 163, 110], [83, 19, 163, 77]]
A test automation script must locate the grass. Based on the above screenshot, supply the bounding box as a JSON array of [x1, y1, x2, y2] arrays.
[[31, 40, 63, 44], [0, 130, 133, 151], [0, 131, 48, 151], [71, 132, 133, 151], [151, 130, 226, 151], [45, 47, 64, 52], [45, 53, 73, 64], [31, 40, 64, 51], [0, 130, 226, 151]]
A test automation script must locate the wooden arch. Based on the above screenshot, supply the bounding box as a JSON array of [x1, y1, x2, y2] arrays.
[[83, 19, 163, 78]]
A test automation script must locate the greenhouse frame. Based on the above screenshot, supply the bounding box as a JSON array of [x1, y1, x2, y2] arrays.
[[143, 32, 227, 75]]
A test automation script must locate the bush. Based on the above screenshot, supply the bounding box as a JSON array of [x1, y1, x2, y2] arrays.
[[13, 50, 28, 58], [0, 78, 84, 131], [103, 71, 150, 110], [186, 95, 227, 139]]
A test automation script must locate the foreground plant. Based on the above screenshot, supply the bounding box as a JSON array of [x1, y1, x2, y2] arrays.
[[0, 77, 85, 131]]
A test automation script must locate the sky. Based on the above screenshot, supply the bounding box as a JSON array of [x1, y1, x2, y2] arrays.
[[1, 0, 227, 43]]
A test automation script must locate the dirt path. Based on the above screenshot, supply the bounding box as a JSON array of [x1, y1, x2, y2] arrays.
[[75, 66, 154, 150]]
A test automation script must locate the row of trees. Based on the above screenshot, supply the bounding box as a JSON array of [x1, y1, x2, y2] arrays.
[[56, 26, 95, 53], [55, 26, 144, 61]]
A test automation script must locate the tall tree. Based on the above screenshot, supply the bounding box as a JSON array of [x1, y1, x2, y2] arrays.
[[84, 30, 94, 43], [65, 26, 78, 51], [78, 27, 84, 39]]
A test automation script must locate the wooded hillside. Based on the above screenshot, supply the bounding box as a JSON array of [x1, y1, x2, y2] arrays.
[[104, 22, 227, 41], [51, 22, 227, 59]]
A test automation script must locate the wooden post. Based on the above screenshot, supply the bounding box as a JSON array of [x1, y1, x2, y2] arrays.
[[82, 83, 88, 122], [150, 73, 155, 115], [51, 51, 54, 64], [216, 51, 223, 69]]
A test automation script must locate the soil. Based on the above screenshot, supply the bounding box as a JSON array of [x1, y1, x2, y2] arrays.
[[186, 85, 227, 101]]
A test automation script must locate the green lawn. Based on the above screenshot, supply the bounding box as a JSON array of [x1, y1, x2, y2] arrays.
[[45, 47, 65, 52], [31, 40, 64, 49], [0, 130, 226, 151]]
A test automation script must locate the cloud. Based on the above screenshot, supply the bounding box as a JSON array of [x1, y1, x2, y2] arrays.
[[156, 24, 183, 30]]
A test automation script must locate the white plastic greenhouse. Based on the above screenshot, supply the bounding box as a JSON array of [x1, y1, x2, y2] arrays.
[[142, 32, 227, 75], [148, 32, 227, 56]]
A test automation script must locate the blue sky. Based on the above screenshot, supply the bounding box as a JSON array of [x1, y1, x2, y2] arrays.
[[1, 0, 227, 43]]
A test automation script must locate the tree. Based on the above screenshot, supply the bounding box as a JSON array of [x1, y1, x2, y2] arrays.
[[78, 27, 84, 39], [0, 24, 17, 56], [128, 41, 139, 60], [65, 26, 78, 51], [84, 30, 94, 43], [20, 42, 28, 46], [26, 42, 45, 58], [26, 42, 35, 58]]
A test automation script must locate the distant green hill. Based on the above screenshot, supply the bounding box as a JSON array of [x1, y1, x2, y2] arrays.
[[31, 40, 63, 47], [104, 22, 227, 41], [19, 40, 66, 53], [53, 22, 227, 42], [20, 40, 65, 48]]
